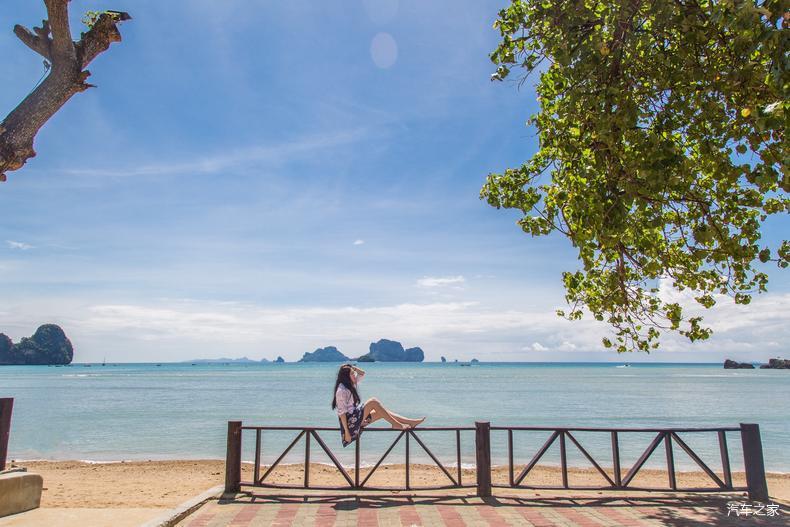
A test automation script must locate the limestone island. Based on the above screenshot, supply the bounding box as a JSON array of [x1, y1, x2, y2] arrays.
[[354, 339, 424, 362], [299, 346, 349, 362], [0, 324, 74, 365], [760, 358, 790, 369], [724, 358, 790, 369], [723, 359, 754, 369], [188, 357, 260, 364]]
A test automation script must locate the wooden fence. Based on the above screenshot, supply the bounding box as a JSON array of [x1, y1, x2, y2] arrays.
[[225, 421, 770, 501], [0, 398, 13, 472]]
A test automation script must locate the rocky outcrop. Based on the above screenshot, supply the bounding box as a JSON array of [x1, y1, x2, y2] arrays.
[[356, 339, 424, 362], [191, 357, 258, 363], [724, 359, 755, 369], [299, 346, 349, 362], [0, 325, 73, 365], [440, 356, 447, 363], [471, 358, 480, 364], [760, 358, 790, 369], [275, 356, 285, 363]]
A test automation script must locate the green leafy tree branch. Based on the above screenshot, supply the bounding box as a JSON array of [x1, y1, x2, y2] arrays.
[[482, 0, 788, 352]]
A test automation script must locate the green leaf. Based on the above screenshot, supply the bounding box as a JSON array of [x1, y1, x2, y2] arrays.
[[483, 0, 787, 353]]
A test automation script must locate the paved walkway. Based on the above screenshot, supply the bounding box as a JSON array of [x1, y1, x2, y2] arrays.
[[177, 493, 788, 526], [0, 507, 167, 527]]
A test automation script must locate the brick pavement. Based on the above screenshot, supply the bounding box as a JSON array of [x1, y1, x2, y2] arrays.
[[177, 493, 788, 526]]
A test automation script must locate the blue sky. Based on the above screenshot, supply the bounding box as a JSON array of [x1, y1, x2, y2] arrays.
[[1, 0, 787, 362]]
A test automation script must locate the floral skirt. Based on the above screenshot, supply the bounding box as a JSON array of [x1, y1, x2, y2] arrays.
[[339, 403, 368, 447]]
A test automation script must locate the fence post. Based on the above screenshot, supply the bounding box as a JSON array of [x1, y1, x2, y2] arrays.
[[0, 398, 12, 472], [475, 421, 491, 497], [740, 423, 769, 502], [225, 421, 242, 494]]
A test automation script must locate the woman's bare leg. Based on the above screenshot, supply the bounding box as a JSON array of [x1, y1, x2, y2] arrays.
[[362, 398, 411, 430], [362, 398, 423, 429], [387, 411, 425, 427]]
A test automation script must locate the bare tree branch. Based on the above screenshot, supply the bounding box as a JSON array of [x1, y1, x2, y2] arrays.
[[0, 1, 130, 182], [13, 23, 52, 60], [77, 11, 131, 68], [43, 0, 76, 63]]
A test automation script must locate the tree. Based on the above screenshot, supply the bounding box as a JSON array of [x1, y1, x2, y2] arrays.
[[0, 1, 130, 182], [482, 0, 787, 352]]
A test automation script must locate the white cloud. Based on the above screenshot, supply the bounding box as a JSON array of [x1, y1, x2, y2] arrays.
[[62, 129, 368, 178], [6, 240, 34, 250], [417, 275, 465, 288], [353, 239, 365, 246], [525, 341, 575, 352], [62, 291, 790, 355], [557, 341, 578, 351], [9, 298, 570, 361], [3, 287, 788, 362]]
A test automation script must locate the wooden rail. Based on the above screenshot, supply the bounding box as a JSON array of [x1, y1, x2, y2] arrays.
[[225, 421, 770, 501], [492, 424, 768, 501], [0, 398, 12, 472], [233, 424, 476, 493]]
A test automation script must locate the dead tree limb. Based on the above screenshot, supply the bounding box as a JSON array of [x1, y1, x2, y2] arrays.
[[0, 1, 130, 182]]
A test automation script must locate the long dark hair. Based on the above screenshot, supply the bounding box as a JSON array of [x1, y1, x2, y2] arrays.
[[331, 364, 360, 409]]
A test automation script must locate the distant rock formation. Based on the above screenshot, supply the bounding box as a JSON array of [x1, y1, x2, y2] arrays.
[[471, 358, 480, 364], [0, 325, 73, 365], [724, 359, 755, 369], [0, 334, 13, 364], [191, 357, 258, 364], [355, 339, 424, 362], [299, 346, 349, 362], [275, 356, 285, 363], [440, 356, 447, 363], [760, 358, 790, 369]]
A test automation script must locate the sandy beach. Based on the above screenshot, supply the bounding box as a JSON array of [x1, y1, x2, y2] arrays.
[[9, 460, 789, 508]]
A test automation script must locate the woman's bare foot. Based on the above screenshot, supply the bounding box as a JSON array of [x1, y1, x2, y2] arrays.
[[402, 417, 425, 428]]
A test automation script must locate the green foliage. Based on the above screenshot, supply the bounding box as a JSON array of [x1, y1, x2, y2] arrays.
[[482, 0, 788, 352], [82, 10, 104, 28], [82, 10, 127, 29]]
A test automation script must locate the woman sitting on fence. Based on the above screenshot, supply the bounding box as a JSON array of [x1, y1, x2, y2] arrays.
[[332, 364, 424, 447]]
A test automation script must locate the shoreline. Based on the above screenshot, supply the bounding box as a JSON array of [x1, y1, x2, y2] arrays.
[[10, 457, 790, 476], [6, 360, 781, 364], [8, 460, 789, 508]]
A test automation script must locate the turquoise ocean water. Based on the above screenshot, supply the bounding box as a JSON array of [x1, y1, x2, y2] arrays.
[[1, 362, 787, 473]]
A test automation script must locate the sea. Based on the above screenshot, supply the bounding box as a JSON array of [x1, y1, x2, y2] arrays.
[[1, 362, 788, 473]]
